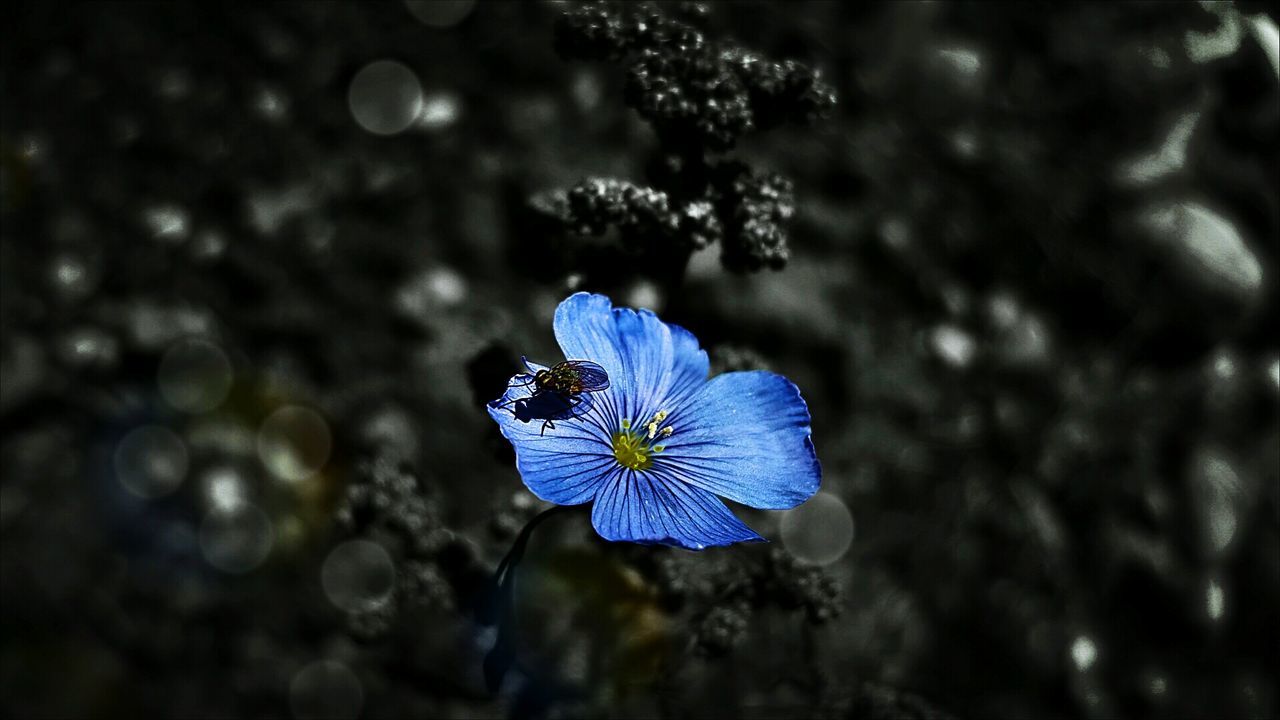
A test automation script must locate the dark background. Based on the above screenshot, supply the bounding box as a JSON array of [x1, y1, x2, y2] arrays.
[[2, 2, 1278, 719]]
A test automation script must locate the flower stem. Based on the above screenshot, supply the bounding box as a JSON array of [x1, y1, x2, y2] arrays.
[[482, 503, 575, 693], [492, 504, 573, 586]]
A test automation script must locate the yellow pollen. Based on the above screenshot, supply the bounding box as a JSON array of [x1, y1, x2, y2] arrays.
[[645, 410, 673, 440], [612, 431, 653, 471], [616, 411, 676, 469]]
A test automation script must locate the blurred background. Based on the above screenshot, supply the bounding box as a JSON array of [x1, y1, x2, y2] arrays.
[[2, 2, 1277, 718]]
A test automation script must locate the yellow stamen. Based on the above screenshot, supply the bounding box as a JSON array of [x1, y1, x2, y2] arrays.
[[614, 410, 676, 470], [612, 431, 652, 471], [645, 410, 672, 440]]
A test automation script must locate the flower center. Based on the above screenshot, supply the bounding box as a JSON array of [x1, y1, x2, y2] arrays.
[[612, 430, 653, 471], [612, 412, 675, 471]]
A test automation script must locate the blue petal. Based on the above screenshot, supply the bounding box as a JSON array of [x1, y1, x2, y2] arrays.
[[590, 468, 764, 550], [553, 294, 628, 411], [488, 367, 614, 505], [553, 293, 709, 425], [655, 371, 820, 510], [610, 308, 673, 422], [665, 322, 710, 410]]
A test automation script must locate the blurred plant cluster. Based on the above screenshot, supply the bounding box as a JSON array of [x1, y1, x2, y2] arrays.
[[1, 2, 1277, 720], [528, 0, 835, 277]]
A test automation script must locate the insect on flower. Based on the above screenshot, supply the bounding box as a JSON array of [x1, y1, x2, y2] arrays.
[[488, 293, 821, 550], [489, 358, 610, 435]]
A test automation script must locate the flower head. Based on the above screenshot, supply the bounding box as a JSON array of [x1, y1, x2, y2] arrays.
[[487, 293, 820, 550]]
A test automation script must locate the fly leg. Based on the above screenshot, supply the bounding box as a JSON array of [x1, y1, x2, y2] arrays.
[[566, 394, 591, 420], [489, 395, 517, 411], [539, 395, 588, 435], [491, 397, 530, 422]]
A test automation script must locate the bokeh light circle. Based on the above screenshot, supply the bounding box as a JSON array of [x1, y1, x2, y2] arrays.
[[49, 253, 97, 301], [202, 466, 246, 511], [1071, 635, 1098, 671], [930, 324, 976, 368], [418, 93, 461, 131], [321, 539, 396, 613], [199, 503, 275, 573], [348, 60, 423, 136], [114, 425, 189, 498], [1205, 577, 1227, 622], [780, 491, 855, 565], [289, 660, 363, 720], [257, 405, 331, 482], [157, 338, 233, 413], [404, 0, 475, 28]]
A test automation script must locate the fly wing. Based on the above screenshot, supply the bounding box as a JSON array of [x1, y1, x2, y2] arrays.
[[555, 389, 595, 419], [563, 360, 610, 392]]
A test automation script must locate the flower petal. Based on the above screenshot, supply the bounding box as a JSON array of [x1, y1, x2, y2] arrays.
[[591, 469, 764, 550], [554, 293, 665, 423], [657, 370, 820, 510], [665, 322, 710, 410], [488, 372, 614, 505], [553, 293, 628, 394], [610, 308, 674, 423], [553, 293, 710, 424]]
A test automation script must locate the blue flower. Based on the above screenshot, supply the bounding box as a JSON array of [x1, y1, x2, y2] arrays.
[[488, 293, 821, 550]]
